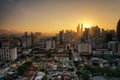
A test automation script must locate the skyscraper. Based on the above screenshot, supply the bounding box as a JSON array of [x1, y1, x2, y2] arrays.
[[83, 28, 90, 42], [80, 23, 83, 37], [59, 30, 64, 44], [77, 23, 83, 38], [117, 19, 120, 42], [77, 24, 80, 37]]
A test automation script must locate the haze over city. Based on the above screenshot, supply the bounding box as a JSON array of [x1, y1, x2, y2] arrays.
[[0, 0, 120, 34]]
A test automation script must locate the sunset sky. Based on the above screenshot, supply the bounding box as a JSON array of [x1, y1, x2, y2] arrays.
[[0, 0, 120, 33]]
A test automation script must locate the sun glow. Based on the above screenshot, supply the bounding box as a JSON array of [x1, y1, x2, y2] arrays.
[[84, 24, 90, 28]]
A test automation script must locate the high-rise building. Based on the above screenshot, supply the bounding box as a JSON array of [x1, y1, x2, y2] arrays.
[[117, 19, 120, 42], [77, 24, 80, 37], [31, 32, 34, 47], [83, 28, 90, 42], [80, 23, 83, 36], [34, 32, 41, 44], [90, 26, 101, 44], [77, 24, 83, 38], [59, 30, 64, 44], [90, 26, 100, 39], [22, 32, 33, 48], [46, 38, 56, 50], [0, 38, 15, 48]]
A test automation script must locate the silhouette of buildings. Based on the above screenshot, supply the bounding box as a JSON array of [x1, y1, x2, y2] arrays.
[[34, 32, 41, 44], [90, 26, 100, 43], [22, 32, 31, 48], [77, 24, 83, 38], [59, 30, 64, 44], [22, 32, 41, 48], [58, 30, 76, 44], [117, 19, 120, 42], [83, 28, 90, 42]]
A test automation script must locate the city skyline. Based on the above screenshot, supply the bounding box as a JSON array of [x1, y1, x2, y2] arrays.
[[0, 0, 120, 33]]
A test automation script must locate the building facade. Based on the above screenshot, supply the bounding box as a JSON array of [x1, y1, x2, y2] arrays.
[[46, 39, 56, 50], [77, 43, 92, 54], [0, 47, 17, 61]]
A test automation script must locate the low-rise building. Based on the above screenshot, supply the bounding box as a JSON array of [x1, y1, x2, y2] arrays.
[[77, 43, 92, 55], [93, 49, 113, 55], [92, 49, 113, 60]]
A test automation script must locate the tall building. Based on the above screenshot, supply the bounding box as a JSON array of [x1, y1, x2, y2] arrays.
[[80, 23, 83, 36], [64, 30, 72, 42], [0, 38, 15, 48], [77, 24, 80, 37], [90, 26, 100, 39], [83, 28, 90, 42], [59, 30, 64, 44], [77, 24, 83, 38], [22, 32, 33, 48], [104, 30, 116, 42], [34, 32, 41, 44], [117, 19, 120, 42], [90, 26, 100, 44], [22, 32, 28, 48], [46, 38, 56, 50], [31, 32, 34, 47]]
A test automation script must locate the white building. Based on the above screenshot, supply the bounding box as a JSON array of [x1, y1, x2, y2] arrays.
[[0, 47, 17, 61], [78, 43, 92, 54], [46, 39, 55, 50]]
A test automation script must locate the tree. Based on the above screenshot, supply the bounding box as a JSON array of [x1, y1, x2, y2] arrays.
[[17, 61, 32, 75], [81, 70, 90, 80], [67, 68, 74, 72], [41, 75, 48, 80]]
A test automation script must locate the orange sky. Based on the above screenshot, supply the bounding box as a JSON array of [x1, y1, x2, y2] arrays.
[[0, 0, 120, 33]]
